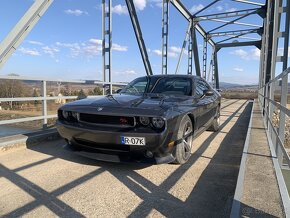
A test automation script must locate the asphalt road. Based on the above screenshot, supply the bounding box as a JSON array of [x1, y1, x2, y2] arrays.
[[0, 99, 251, 217]]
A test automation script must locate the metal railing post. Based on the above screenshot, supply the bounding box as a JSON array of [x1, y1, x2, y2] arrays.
[[265, 84, 269, 129], [277, 75, 288, 167], [42, 80, 47, 128]]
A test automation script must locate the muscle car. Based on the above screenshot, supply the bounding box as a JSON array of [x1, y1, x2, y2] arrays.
[[57, 75, 221, 164]]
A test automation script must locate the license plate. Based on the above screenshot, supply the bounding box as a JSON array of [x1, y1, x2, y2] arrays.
[[121, 136, 146, 146]]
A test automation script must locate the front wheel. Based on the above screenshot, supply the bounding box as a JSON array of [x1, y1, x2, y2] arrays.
[[209, 106, 220, 132], [174, 115, 193, 164]]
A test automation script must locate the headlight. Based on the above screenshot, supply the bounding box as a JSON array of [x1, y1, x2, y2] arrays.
[[151, 117, 165, 129], [139, 116, 150, 125], [62, 110, 69, 119], [72, 112, 80, 121]]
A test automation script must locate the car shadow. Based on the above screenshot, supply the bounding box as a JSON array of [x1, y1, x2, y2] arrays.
[[6, 100, 271, 217]]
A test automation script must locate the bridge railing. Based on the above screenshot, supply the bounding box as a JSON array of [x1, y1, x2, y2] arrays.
[[258, 67, 290, 169], [0, 75, 126, 131]]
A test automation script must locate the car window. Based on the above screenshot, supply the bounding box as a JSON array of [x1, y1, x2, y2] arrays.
[[151, 78, 192, 96], [120, 77, 148, 95], [195, 79, 210, 98]]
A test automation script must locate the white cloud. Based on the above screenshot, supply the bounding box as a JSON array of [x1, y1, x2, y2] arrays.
[[89, 38, 128, 52], [18, 47, 40, 56], [97, 1, 146, 15], [152, 46, 186, 58], [28, 40, 43, 46], [42, 46, 60, 57], [149, 0, 162, 8], [134, 0, 147, 11], [169, 46, 182, 53], [153, 49, 162, 56], [230, 48, 260, 60], [233, 67, 244, 72], [56, 42, 81, 57], [216, 5, 223, 11], [115, 70, 137, 75], [112, 44, 128, 52], [190, 4, 204, 13], [64, 9, 88, 16], [88, 39, 102, 45], [112, 4, 128, 15], [56, 39, 127, 58], [226, 8, 237, 12]]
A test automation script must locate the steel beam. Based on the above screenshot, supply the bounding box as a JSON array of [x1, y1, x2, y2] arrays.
[[191, 27, 201, 76], [201, 18, 261, 28], [209, 19, 261, 28], [228, 35, 260, 40], [282, 0, 290, 71], [207, 50, 214, 82], [0, 0, 54, 69], [216, 40, 261, 49], [169, 0, 215, 46], [175, 21, 192, 74], [262, 1, 274, 111], [102, 0, 112, 94], [202, 38, 208, 78], [215, 29, 260, 44], [268, 0, 282, 145], [194, 8, 261, 21], [213, 48, 219, 89], [209, 28, 261, 37], [232, 0, 265, 6], [187, 31, 193, 75], [162, 0, 169, 75], [125, 0, 153, 76], [208, 10, 260, 33]]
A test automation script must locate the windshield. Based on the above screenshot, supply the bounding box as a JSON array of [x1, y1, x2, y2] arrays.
[[120, 77, 148, 95], [151, 77, 192, 96], [120, 76, 192, 96]]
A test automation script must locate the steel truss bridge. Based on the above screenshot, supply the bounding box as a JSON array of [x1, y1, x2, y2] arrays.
[[1, 0, 290, 217]]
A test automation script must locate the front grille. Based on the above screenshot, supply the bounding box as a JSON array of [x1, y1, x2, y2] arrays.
[[79, 113, 135, 127], [74, 138, 130, 152]]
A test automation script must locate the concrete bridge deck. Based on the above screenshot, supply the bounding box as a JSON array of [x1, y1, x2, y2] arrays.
[[0, 99, 286, 217]]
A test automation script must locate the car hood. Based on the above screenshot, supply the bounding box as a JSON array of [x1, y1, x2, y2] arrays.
[[61, 94, 197, 116]]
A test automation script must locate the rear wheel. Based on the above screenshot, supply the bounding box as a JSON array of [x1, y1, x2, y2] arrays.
[[174, 115, 193, 164], [209, 106, 220, 132]]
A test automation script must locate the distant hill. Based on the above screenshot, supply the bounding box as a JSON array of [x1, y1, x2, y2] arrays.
[[219, 82, 258, 90]]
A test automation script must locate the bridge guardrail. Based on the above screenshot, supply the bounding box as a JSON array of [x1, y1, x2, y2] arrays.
[[0, 75, 126, 129], [258, 67, 290, 169]]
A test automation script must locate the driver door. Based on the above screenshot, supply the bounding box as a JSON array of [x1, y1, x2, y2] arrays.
[[195, 79, 215, 129]]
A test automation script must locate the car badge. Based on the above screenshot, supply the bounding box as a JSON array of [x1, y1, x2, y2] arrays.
[[97, 107, 103, 112], [120, 117, 128, 124]]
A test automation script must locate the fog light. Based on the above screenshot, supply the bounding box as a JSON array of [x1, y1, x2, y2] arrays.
[[62, 110, 69, 119], [139, 116, 150, 125], [145, 150, 153, 158], [151, 117, 165, 129]]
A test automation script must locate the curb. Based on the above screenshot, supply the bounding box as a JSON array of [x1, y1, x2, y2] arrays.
[[0, 128, 60, 152]]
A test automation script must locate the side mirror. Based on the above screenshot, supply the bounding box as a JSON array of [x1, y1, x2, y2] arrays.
[[204, 90, 214, 96]]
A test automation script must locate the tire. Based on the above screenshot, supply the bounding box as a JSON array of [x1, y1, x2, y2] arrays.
[[209, 106, 220, 132], [174, 115, 193, 165]]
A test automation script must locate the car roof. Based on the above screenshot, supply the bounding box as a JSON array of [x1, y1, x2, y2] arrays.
[[146, 74, 202, 80]]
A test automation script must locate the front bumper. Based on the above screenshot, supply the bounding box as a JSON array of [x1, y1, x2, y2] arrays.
[[57, 121, 176, 164]]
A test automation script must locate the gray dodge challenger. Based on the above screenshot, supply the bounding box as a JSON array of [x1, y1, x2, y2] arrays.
[[57, 75, 221, 164]]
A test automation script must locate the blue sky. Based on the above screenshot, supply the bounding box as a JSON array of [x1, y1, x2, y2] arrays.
[[0, 0, 270, 84]]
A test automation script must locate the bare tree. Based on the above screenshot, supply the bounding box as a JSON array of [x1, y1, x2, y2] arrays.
[[0, 74, 30, 109]]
